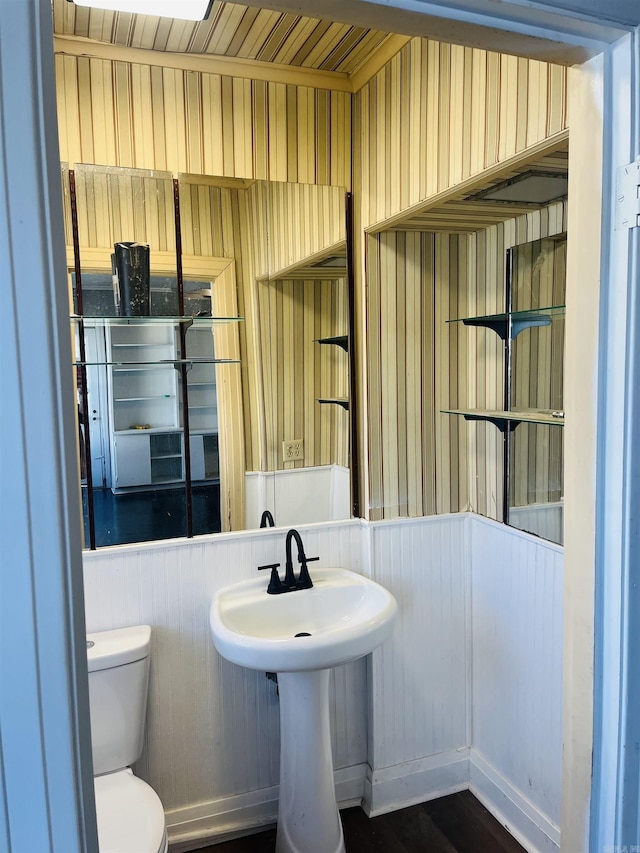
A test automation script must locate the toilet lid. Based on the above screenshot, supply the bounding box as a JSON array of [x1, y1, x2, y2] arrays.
[[94, 770, 166, 853]]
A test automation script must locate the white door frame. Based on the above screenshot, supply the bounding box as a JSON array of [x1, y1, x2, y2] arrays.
[[0, 2, 637, 851]]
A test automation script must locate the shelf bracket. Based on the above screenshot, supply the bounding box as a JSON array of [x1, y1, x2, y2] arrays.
[[464, 315, 552, 340], [510, 315, 552, 338], [462, 413, 521, 433], [616, 159, 640, 230], [315, 335, 349, 352], [463, 317, 508, 339], [317, 398, 349, 411]]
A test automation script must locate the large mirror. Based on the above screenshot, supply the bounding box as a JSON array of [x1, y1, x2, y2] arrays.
[[62, 164, 353, 548], [507, 234, 566, 545]]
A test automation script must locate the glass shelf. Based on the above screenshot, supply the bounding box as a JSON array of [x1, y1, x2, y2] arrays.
[[71, 315, 243, 326], [447, 305, 565, 340], [73, 358, 240, 367], [442, 408, 565, 432]]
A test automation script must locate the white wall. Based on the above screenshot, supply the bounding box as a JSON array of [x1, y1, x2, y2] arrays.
[[244, 464, 350, 529], [366, 516, 471, 813], [83, 521, 367, 848], [470, 517, 564, 851], [82, 513, 563, 851]]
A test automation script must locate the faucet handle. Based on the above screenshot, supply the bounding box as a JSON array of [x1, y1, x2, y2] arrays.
[[258, 563, 284, 595], [296, 556, 318, 590]]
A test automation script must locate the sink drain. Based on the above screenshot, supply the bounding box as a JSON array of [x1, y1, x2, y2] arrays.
[[294, 632, 312, 637]]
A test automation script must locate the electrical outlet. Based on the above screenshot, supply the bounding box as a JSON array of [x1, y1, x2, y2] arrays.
[[283, 439, 304, 462]]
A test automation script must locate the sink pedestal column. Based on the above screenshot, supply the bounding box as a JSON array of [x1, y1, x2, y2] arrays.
[[276, 669, 345, 853]]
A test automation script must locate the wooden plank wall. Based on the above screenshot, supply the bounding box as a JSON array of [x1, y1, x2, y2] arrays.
[[258, 278, 349, 473], [366, 202, 567, 522], [55, 53, 351, 187], [353, 39, 567, 231], [265, 181, 345, 275], [56, 35, 569, 525], [356, 37, 568, 522]]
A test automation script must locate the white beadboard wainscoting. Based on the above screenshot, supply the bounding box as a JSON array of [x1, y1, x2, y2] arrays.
[[82, 520, 367, 850], [244, 465, 350, 530], [366, 515, 472, 814], [82, 513, 563, 851], [469, 517, 564, 852]]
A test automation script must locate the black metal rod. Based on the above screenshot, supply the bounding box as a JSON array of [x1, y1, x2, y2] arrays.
[[345, 191, 360, 518], [173, 178, 193, 538], [503, 247, 514, 525], [69, 170, 96, 550]]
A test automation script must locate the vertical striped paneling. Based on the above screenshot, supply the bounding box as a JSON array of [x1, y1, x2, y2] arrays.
[[72, 164, 176, 251], [66, 168, 348, 506], [82, 521, 366, 814], [355, 39, 567, 230], [355, 36, 567, 525], [258, 278, 349, 472], [369, 515, 470, 769], [55, 54, 351, 187], [471, 516, 563, 832], [211, 264, 245, 531], [510, 236, 566, 511], [366, 202, 566, 525], [53, 2, 393, 74], [366, 231, 439, 520], [468, 208, 567, 520], [265, 181, 345, 276]]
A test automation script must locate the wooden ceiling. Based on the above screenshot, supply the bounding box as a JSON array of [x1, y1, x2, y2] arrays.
[[52, 0, 395, 74]]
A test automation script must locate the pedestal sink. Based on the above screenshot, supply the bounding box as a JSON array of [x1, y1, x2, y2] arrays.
[[209, 567, 397, 853]]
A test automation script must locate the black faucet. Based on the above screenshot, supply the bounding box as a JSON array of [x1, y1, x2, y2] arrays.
[[258, 529, 319, 594], [259, 509, 275, 528], [284, 528, 318, 591]]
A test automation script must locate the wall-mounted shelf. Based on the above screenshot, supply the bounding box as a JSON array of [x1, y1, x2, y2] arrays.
[[441, 236, 566, 544], [71, 315, 242, 327], [446, 305, 565, 340], [317, 397, 349, 411], [442, 409, 564, 433], [74, 358, 239, 367]]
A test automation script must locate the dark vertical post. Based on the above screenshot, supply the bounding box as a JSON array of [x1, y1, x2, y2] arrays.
[[69, 169, 96, 550], [173, 178, 193, 538], [503, 247, 514, 525], [345, 192, 361, 518]]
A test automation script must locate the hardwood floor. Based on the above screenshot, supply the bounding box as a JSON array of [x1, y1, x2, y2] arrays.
[[193, 791, 525, 853]]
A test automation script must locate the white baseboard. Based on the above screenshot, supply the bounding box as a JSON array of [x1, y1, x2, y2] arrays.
[[166, 763, 367, 852], [469, 749, 560, 853], [363, 748, 471, 817]]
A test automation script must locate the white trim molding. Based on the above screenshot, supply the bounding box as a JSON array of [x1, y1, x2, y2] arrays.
[[166, 764, 367, 851], [470, 750, 560, 853], [0, 2, 96, 851]]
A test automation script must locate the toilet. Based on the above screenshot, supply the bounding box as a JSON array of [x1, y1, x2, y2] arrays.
[[87, 625, 168, 853]]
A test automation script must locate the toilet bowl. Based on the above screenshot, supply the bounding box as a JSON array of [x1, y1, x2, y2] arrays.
[[94, 770, 167, 853], [87, 626, 168, 853]]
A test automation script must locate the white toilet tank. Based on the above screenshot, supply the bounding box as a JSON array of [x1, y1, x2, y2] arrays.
[[87, 625, 152, 776]]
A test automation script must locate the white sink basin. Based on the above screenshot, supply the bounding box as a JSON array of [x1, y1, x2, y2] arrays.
[[209, 567, 397, 672]]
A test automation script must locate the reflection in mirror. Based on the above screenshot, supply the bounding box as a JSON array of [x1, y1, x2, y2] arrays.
[[64, 164, 353, 548], [238, 179, 351, 530], [66, 164, 243, 548], [507, 235, 566, 545]]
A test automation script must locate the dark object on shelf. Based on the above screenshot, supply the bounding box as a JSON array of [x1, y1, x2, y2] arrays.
[[112, 242, 151, 316]]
